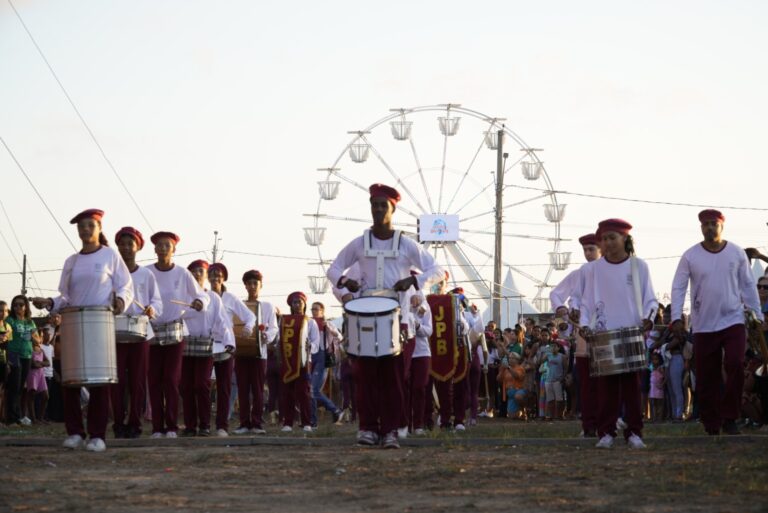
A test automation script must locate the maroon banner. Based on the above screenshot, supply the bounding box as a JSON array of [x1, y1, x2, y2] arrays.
[[453, 342, 469, 383], [427, 294, 459, 382], [280, 315, 307, 383]]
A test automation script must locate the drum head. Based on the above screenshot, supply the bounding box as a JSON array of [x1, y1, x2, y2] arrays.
[[344, 297, 399, 315]]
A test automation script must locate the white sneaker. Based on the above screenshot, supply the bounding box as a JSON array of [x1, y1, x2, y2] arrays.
[[281, 425, 293, 433], [454, 423, 466, 432], [478, 410, 488, 418], [216, 429, 229, 437], [627, 434, 646, 449], [85, 438, 106, 452], [165, 431, 178, 439], [251, 427, 267, 435], [233, 426, 250, 435], [595, 434, 615, 449], [413, 428, 427, 436], [150, 432, 165, 439], [302, 425, 314, 433], [616, 417, 628, 430], [397, 427, 409, 439], [20, 416, 32, 426], [62, 434, 85, 450]]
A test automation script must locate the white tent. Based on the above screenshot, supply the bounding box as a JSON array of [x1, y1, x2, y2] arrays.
[[752, 259, 765, 282], [481, 268, 539, 328]]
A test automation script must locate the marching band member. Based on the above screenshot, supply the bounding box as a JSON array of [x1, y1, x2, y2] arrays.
[[33, 209, 133, 452], [408, 292, 432, 436], [111, 227, 162, 439], [146, 232, 209, 439], [326, 184, 443, 448], [670, 209, 763, 435], [309, 301, 344, 427], [208, 264, 263, 435], [549, 232, 602, 437], [181, 260, 232, 436], [579, 219, 657, 449], [449, 288, 476, 431], [280, 291, 318, 432]]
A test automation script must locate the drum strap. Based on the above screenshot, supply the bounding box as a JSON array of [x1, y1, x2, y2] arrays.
[[363, 229, 401, 290], [630, 256, 644, 323]]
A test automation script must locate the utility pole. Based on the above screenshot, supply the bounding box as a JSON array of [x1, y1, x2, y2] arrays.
[[493, 127, 505, 326], [211, 231, 221, 263], [21, 254, 28, 295]]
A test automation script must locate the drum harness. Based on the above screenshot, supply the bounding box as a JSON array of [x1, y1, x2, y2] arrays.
[[361, 229, 403, 353]]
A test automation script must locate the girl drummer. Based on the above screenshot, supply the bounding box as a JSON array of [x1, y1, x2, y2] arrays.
[[182, 260, 232, 436], [33, 209, 134, 452], [577, 218, 657, 449]]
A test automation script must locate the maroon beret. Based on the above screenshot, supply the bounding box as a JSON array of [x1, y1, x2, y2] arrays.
[[596, 219, 632, 238], [208, 262, 228, 281], [578, 233, 598, 247], [150, 231, 180, 246], [369, 183, 401, 205], [698, 209, 725, 223], [70, 209, 104, 224], [115, 226, 144, 250], [187, 259, 209, 272], [287, 291, 307, 307], [242, 269, 263, 283]]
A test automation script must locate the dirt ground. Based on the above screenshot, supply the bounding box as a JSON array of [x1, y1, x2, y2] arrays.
[[1, 421, 767, 513]]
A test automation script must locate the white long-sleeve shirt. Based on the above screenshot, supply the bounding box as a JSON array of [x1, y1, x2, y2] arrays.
[[52, 246, 133, 312], [220, 291, 256, 338], [235, 299, 279, 360], [579, 256, 658, 331], [313, 319, 342, 355], [148, 264, 210, 335], [671, 241, 763, 333], [326, 231, 444, 310], [411, 302, 433, 358], [124, 266, 163, 318], [184, 290, 233, 354], [549, 266, 584, 312]]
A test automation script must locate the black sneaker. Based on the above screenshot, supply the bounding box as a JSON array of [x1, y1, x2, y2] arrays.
[[723, 421, 741, 435], [126, 428, 142, 439], [332, 409, 343, 424], [181, 428, 197, 437], [198, 428, 211, 437]]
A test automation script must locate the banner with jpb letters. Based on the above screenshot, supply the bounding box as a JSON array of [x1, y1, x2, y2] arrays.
[[426, 294, 459, 382]]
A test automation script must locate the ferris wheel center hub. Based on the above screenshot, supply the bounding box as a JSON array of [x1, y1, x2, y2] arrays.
[[417, 214, 460, 243]]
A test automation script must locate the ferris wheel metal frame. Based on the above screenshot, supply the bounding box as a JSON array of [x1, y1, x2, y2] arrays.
[[303, 103, 570, 312]]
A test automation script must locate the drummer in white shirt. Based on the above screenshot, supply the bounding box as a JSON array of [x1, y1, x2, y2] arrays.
[[33, 209, 133, 452], [578, 219, 657, 450], [146, 232, 209, 439], [182, 260, 233, 437], [326, 183, 444, 448], [111, 226, 163, 439], [408, 292, 432, 436]]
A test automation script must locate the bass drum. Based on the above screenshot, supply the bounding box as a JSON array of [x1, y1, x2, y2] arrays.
[[59, 306, 117, 387]]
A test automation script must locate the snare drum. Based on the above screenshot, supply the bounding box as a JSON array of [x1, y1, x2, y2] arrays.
[[343, 296, 401, 357], [150, 320, 184, 346], [59, 306, 117, 387], [587, 326, 647, 377], [115, 314, 149, 343], [183, 336, 213, 357]]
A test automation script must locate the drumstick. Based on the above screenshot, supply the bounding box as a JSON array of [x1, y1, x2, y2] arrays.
[[171, 299, 193, 307], [133, 301, 146, 311]]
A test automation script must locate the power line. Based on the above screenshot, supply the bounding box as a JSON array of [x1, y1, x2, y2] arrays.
[[507, 184, 768, 212], [223, 250, 316, 261], [0, 136, 78, 252], [7, 0, 154, 233]]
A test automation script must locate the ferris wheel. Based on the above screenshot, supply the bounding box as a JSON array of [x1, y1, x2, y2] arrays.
[[303, 104, 569, 312]]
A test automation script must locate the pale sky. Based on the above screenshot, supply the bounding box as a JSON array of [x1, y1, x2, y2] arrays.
[[1, 0, 766, 318]]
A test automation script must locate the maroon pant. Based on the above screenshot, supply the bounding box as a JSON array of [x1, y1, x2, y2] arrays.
[[266, 351, 281, 415], [576, 356, 598, 433], [214, 356, 234, 431], [399, 338, 415, 428], [355, 355, 404, 435], [409, 356, 430, 430], [64, 385, 109, 439], [148, 342, 185, 434], [694, 324, 746, 433], [281, 373, 311, 427], [180, 356, 214, 430], [597, 370, 643, 439], [235, 356, 267, 429], [111, 341, 148, 434], [468, 356, 482, 421], [452, 376, 468, 425], [434, 379, 453, 427]]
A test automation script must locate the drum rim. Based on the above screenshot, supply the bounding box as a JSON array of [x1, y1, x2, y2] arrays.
[[60, 305, 114, 314]]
